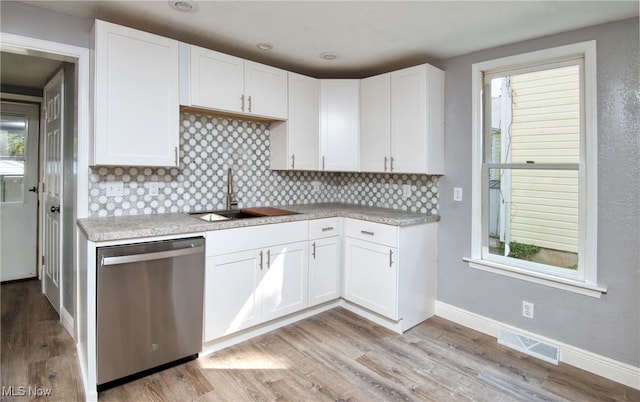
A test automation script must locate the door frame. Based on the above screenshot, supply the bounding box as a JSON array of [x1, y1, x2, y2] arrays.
[[0, 33, 90, 340]]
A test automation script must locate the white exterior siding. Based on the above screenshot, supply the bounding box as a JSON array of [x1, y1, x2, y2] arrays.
[[509, 65, 580, 253]]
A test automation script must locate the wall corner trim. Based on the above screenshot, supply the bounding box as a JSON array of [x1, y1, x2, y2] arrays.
[[435, 301, 640, 390]]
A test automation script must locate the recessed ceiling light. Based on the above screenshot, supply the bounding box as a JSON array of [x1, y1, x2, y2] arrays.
[[169, 1, 198, 12], [256, 43, 274, 51], [319, 52, 340, 61]]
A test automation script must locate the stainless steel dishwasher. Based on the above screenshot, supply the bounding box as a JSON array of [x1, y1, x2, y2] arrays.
[[97, 237, 205, 390]]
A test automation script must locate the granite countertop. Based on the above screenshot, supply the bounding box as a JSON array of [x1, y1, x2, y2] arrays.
[[78, 203, 440, 242]]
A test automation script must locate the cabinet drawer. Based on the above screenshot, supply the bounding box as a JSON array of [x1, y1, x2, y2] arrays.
[[345, 219, 398, 246], [309, 218, 341, 239]]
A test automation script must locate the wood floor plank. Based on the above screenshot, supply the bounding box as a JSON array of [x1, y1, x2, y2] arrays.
[[157, 360, 214, 398], [3, 280, 639, 402]]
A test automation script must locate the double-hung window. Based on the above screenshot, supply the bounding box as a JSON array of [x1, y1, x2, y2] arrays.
[[467, 41, 605, 297]]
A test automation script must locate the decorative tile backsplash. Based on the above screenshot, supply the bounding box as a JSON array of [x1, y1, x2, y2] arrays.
[[88, 113, 439, 217]]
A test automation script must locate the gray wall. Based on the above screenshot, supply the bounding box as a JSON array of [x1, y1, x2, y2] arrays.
[[0, 1, 92, 48], [437, 18, 640, 367]]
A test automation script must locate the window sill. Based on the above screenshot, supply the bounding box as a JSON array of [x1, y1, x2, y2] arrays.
[[463, 257, 607, 298]]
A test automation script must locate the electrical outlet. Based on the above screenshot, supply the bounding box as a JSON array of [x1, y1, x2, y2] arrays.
[[453, 187, 463, 202], [522, 301, 534, 319], [402, 184, 411, 197], [312, 181, 321, 192], [105, 181, 124, 197], [148, 182, 159, 196]]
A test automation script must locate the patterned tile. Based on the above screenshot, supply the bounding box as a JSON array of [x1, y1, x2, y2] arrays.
[[88, 113, 439, 217]]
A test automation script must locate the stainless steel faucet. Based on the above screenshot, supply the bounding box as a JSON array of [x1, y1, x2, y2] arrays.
[[226, 168, 238, 210]]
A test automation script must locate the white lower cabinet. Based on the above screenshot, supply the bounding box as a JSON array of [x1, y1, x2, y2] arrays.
[[343, 219, 437, 331], [345, 238, 398, 319], [204, 217, 437, 342], [262, 242, 309, 321], [206, 250, 262, 339], [308, 218, 342, 306], [204, 222, 308, 342]]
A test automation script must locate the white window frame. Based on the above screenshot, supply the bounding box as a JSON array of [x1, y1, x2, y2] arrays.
[[466, 41, 606, 298]]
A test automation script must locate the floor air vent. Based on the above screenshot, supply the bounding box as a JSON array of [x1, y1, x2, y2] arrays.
[[498, 327, 559, 365]]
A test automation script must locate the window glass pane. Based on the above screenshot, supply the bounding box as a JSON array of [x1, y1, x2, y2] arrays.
[[0, 113, 26, 203], [487, 168, 579, 270], [487, 65, 581, 165]]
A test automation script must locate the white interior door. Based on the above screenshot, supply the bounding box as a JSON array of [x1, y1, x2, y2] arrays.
[[42, 70, 64, 312], [0, 101, 40, 281]]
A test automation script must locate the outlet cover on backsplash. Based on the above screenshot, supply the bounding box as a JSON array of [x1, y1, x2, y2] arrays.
[[88, 113, 439, 217]]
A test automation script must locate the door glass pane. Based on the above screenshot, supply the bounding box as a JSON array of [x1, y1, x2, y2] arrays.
[[0, 113, 27, 203], [487, 167, 579, 270]]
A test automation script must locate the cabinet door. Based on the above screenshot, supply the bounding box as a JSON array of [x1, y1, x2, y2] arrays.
[[190, 46, 244, 113], [94, 20, 179, 166], [344, 238, 398, 320], [244, 61, 288, 119], [262, 241, 309, 321], [204, 250, 262, 341], [390, 65, 427, 173], [320, 80, 360, 171], [309, 237, 341, 306], [360, 73, 391, 173], [288, 72, 319, 170], [390, 64, 444, 174]]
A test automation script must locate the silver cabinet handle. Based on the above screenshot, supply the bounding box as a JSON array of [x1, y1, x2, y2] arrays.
[[266, 249, 271, 269], [259, 250, 263, 270], [384, 156, 388, 172], [389, 249, 394, 267], [241, 94, 245, 111], [322, 156, 325, 170], [248, 95, 252, 112], [321, 227, 334, 232], [390, 156, 395, 172], [291, 154, 295, 169], [361, 230, 375, 236], [312, 242, 316, 259], [174, 146, 179, 166]]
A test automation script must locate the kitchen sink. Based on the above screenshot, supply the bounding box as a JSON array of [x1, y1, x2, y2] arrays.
[[189, 210, 260, 222], [188, 207, 299, 222], [212, 210, 261, 219]]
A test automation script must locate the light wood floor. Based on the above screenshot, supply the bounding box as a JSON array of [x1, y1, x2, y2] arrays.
[[2, 280, 638, 401]]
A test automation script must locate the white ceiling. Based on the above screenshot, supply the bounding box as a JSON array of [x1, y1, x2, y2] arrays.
[[3, 1, 639, 87]]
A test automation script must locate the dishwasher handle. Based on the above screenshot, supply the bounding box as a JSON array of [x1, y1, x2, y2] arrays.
[[101, 245, 204, 267]]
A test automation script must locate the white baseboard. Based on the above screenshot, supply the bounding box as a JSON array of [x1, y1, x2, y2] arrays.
[[435, 301, 640, 390], [60, 306, 74, 339]]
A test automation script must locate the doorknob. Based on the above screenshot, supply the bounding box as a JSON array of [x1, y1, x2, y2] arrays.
[[50, 205, 60, 213], [28, 186, 37, 193]]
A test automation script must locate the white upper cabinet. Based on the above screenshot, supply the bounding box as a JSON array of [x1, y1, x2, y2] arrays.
[[360, 64, 444, 174], [390, 64, 444, 174], [183, 44, 288, 120], [244, 61, 289, 120], [360, 73, 392, 172], [320, 79, 360, 172], [93, 20, 180, 167], [270, 72, 319, 170], [188, 46, 244, 114]]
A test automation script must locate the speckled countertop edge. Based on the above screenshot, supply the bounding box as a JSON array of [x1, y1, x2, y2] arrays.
[[78, 203, 440, 242]]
